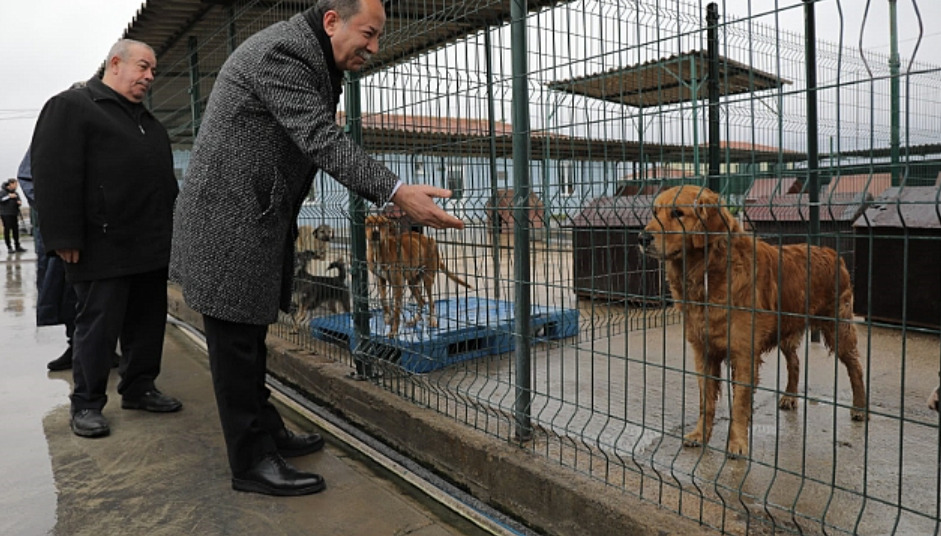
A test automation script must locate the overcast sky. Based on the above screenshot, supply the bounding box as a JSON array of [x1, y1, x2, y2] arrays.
[[0, 0, 144, 180], [1, 0, 939, 181]]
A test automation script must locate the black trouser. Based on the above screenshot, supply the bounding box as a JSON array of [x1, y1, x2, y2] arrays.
[[70, 268, 168, 412], [203, 315, 286, 476], [1, 214, 20, 249]]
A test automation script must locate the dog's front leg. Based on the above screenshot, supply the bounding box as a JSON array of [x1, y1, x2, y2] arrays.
[[685, 349, 720, 448], [778, 337, 801, 411], [388, 276, 404, 337], [376, 275, 391, 319], [423, 276, 437, 328], [727, 353, 758, 458], [405, 280, 423, 327]]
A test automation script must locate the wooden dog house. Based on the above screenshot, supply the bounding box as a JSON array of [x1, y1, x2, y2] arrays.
[[852, 187, 941, 329], [568, 195, 666, 303]]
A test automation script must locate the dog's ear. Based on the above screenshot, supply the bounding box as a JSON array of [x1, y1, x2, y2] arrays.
[[691, 190, 737, 248]]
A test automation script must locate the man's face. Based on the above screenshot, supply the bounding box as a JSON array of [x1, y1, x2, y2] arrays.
[[325, 0, 385, 72], [107, 44, 157, 103]]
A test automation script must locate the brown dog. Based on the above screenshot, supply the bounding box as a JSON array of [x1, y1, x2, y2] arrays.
[[365, 215, 472, 337], [295, 223, 333, 260], [638, 186, 867, 457]]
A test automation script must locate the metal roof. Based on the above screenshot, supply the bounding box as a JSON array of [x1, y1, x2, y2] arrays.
[[118, 1, 806, 164], [743, 193, 870, 224], [568, 195, 658, 228], [119, 0, 567, 142], [546, 50, 790, 108], [853, 187, 941, 229], [822, 143, 941, 160]]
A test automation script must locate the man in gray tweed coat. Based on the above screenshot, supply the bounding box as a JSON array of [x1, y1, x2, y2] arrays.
[[171, 0, 463, 496]]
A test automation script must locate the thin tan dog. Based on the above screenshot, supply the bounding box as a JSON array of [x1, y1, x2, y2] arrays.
[[638, 186, 867, 458], [365, 215, 472, 337], [295, 223, 333, 260]]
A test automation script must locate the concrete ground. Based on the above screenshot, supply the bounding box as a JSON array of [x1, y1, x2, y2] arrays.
[[6, 229, 939, 536], [0, 239, 492, 536]]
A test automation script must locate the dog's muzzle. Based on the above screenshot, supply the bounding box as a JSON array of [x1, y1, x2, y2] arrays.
[[637, 231, 662, 259]]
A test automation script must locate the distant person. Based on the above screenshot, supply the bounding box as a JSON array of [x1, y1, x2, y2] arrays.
[[17, 138, 119, 372], [31, 39, 181, 439], [929, 386, 939, 412], [171, 0, 463, 496], [1, 178, 27, 253]]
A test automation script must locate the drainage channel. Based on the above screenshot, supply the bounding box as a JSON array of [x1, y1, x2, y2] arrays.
[[167, 316, 537, 536]]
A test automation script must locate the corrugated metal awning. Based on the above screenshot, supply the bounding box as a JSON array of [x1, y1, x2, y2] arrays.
[[546, 51, 790, 108]]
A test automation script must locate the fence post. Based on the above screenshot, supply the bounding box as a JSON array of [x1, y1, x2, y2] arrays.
[[485, 28, 502, 304], [889, 0, 901, 186], [511, 0, 533, 442], [804, 0, 821, 343], [346, 73, 372, 379], [187, 36, 202, 138], [707, 2, 722, 193]]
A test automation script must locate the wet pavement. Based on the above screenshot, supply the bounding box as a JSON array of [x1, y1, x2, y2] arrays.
[[0, 239, 488, 536]]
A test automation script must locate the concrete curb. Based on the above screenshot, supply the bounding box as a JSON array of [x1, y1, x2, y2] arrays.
[[167, 285, 711, 536]]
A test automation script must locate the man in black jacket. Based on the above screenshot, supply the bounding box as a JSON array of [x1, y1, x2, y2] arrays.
[[0, 178, 26, 253], [31, 39, 182, 439]]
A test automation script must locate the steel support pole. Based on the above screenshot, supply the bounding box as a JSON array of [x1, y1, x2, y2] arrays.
[[227, 5, 237, 56], [889, 0, 901, 186], [510, 0, 532, 442], [707, 3, 721, 193], [346, 74, 372, 379], [485, 29, 502, 303], [804, 0, 821, 343], [803, 0, 820, 243], [187, 36, 202, 138]]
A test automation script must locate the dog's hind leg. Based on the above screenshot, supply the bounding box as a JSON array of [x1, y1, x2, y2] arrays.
[[778, 335, 801, 411], [685, 349, 721, 449], [821, 311, 868, 421], [292, 303, 307, 335]]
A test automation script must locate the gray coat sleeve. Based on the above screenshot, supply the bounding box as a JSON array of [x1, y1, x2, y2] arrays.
[[252, 38, 399, 206]]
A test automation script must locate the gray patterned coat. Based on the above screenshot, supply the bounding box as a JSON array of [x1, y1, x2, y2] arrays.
[[170, 12, 398, 325]]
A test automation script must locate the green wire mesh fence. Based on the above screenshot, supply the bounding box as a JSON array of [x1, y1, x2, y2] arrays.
[[138, 0, 941, 533]]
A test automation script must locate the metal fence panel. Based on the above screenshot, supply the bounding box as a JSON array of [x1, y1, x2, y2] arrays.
[[145, 0, 941, 533]]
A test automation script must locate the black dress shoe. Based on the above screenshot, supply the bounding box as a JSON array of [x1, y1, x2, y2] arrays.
[[14, 246, 26, 253], [232, 453, 326, 496], [273, 428, 325, 458], [47, 347, 73, 371], [121, 389, 182, 412], [71, 409, 110, 438]]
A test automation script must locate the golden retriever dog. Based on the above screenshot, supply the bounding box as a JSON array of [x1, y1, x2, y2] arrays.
[[365, 215, 472, 337], [638, 185, 867, 457]]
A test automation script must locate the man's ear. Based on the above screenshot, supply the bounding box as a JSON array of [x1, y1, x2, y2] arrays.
[[323, 10, 339, 36]]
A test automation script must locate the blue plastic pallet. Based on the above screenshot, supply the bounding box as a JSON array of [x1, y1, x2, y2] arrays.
[[309, 297, 579, 373]]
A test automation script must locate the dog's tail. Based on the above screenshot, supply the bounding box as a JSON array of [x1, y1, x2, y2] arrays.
[[438, 261, 473, 289]]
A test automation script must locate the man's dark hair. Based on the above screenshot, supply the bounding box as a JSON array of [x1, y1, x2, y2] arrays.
[[316, 0, 361, 20]]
